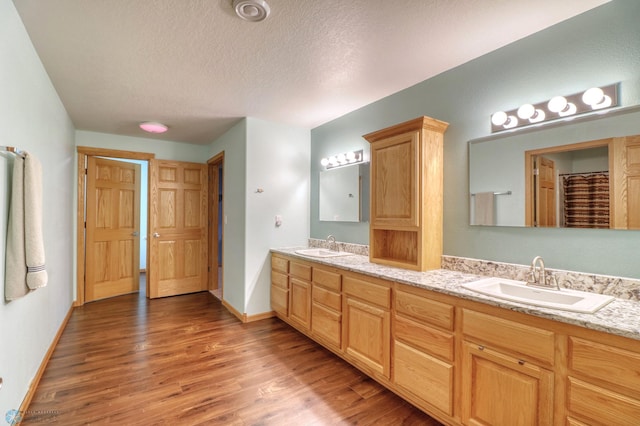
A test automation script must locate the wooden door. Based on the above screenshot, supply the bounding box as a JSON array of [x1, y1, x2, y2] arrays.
[[461, 342, 553, 426], [85, 157, 141, 302], [535, 156, 556, 227], [148, 160, 208, 298]]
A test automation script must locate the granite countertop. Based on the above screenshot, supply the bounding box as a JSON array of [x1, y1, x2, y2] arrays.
[[271, 247, 640, 341]]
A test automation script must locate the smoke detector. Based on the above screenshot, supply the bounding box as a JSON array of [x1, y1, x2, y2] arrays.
[[233, 0, 270, 22]]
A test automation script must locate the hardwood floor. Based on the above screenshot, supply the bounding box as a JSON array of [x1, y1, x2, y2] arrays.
[[24, 291, 443, 425]]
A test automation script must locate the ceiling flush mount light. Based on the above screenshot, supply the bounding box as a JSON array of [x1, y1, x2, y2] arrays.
[[490, 83, 619, 133], [321, 149, 364, 169], [233, 0, 270, 22], [139, 121, 168, 134]]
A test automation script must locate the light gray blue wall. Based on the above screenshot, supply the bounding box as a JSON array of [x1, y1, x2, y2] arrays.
[[1, 0, 75, 415], [208, 120, 248, 314], [311, 0, 640, 278]]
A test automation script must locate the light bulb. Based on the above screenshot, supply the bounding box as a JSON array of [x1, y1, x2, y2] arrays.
[[547, 96, 568, 113], [337, 153, 346, 163], [517, 104, 535, 120], [346, 151, 356, 161], [528, 109, 546, 123], [320, 158, 329, 167], [558, 102, 577, 117], [491, 111, 508, 126], [582, 87, 605, 106], [503, 115, 518, 129]]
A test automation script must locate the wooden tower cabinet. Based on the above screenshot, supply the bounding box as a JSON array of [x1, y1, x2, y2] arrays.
[[363, 116, 449, 271]]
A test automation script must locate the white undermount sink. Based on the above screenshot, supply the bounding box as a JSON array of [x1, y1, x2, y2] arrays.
[[294, 248, 355, 258], [462, 277, 614, 313]]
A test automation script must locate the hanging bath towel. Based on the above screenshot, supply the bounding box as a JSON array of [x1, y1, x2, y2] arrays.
[[4, 152, 47, 301], [24, 152, 47, 289], [5, 155, 28, 300]]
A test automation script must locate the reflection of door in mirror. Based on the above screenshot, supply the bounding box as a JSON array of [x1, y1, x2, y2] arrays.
[[525, 140, 610, 228], [525, 136, 640, 229], [534, 156, 556, 227]]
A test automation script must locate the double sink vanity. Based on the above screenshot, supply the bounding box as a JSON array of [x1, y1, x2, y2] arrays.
[[272, 115, 640, 425], [271, 246, 640, 426]]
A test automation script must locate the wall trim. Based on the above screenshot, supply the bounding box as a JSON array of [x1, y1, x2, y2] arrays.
[[221, 299, 274, 323], [18, 305, 74, 418]]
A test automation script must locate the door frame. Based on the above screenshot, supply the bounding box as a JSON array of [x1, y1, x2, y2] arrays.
[[75, 146, 154, 306], [207, 152, 224, 298]]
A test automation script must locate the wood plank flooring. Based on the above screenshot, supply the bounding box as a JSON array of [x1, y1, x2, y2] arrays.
[[23, 290, 443, 425]]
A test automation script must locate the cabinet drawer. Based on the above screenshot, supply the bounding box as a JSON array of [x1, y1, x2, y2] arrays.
[[569, 337, 640, 394], [568, 377, 640, 425], [462, 309, 555, 365], [290, 261, 312, 281], [343, 274, 391, 308], [394, 315, 454, 361], [311, 303, 341, 349], [395, 288, 454, 330], [312, 267, 341, 292], [271, 286, 288, 316], [394, 341, 453, 416], [271, 255, 288, 273], [271, 270, 288, 289], [312, 285, 341, 312]]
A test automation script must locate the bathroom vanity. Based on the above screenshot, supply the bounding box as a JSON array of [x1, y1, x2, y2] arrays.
[[270, 248, 640, 426]]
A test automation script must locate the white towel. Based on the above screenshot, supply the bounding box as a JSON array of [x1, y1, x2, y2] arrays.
[[24, 153, 47, 289], [4, 152, 47, 301], [473, 192, 495, 226], [5, 155, 29, 300]]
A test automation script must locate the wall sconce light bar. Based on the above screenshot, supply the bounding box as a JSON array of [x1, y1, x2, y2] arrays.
[[491, 84, 619, 133], [321, 149, 364, 169]]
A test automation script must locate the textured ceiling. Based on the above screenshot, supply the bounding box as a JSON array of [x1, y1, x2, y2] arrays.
[[13, 0, 610, 145]]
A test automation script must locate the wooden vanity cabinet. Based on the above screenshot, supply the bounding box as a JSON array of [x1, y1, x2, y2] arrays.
[[461, 309, 555, 426], [566, 335, 640, 425], [363, 116, 449, 271], [311, 266, 342, 351], [270, 254, 289, 317], [272, 254, 640, 426], [393, 284, 455, 417], [342, 272, 392, 380]]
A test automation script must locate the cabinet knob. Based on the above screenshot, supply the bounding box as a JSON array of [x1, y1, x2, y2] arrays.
[[518, 360, 525, 366], [478, 345, 485, 351]]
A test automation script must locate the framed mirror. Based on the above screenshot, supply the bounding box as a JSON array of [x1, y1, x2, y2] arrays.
[[469, 106, 640, 229], [319, 163, 370, 222]]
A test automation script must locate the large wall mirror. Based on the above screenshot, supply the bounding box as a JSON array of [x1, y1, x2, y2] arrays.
[[319, 163, 370, 222], [469, 106, 640, 229]]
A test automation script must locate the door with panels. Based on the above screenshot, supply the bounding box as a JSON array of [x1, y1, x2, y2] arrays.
[[148, 160, 208, 298]]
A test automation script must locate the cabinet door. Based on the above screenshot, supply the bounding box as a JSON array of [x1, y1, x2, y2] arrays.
[[271, 270, 288, 317], [289, 278, 311, 330], [370, 130, 420, 227], [461, 342, 553, 426], [343, 296, 390, 378], [394, 340, 453, 416], [311, 302, 341, 350]]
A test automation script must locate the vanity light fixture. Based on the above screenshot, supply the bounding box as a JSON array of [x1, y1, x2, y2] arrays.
[[491, 83, 619, 133], [321, 149, 364, 169]]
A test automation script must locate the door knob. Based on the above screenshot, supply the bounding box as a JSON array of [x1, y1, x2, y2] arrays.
[[132, 231, 139, 237], [153, 232, 160, 238]]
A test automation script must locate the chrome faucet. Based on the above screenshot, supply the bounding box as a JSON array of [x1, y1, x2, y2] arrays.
[[528, 256, 560, 290], [326, 235, 337, 251]]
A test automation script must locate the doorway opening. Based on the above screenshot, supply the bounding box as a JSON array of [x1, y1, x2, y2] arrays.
[[208, 152, 224, 300]]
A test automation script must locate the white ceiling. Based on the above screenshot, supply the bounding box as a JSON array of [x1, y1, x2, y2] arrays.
[[13, 0, 610, 145]]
